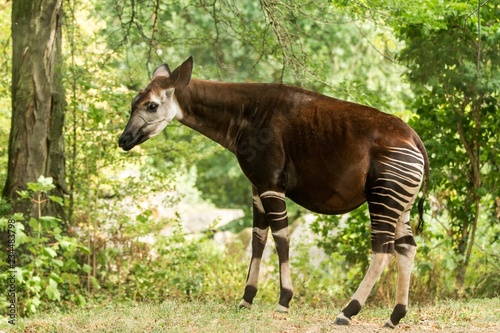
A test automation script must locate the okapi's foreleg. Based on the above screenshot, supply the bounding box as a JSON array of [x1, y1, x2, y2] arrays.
[[259, 189, 293, 312], [239, 188, 270, 309]]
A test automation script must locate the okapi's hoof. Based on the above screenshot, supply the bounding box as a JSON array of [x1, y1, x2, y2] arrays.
[[275, 304, 289, 313], [334, 314, 351, 325], [238, 299, 252, 310], [383, 320, 396, 329]]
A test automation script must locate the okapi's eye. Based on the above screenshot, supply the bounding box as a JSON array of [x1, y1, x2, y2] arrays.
[[147, 102, 158, 113]]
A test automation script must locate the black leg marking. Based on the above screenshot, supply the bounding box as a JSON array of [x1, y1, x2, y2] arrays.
[[241, 285, 257, 305], [279, 288, 294, 309], [343, 299, 362, 318], [334, 299, 361, 325], [384, 304, 407, 328], [395, 235, 417, 256], [390, 304, 407, 325]]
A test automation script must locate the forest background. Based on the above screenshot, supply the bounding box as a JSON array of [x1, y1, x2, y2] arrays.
[[0, 0, 499, 322]]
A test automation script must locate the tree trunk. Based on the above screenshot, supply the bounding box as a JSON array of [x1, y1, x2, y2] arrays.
[[3, 0, 66, 219]]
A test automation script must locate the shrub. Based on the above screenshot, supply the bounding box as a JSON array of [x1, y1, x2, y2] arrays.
[[0, 176, 90, 315]]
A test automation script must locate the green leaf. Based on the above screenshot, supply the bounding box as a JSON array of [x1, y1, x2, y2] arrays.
[[60, 239, 74, 249], [63, 258, 79, 271], [17, 190, 31, 199], [40, 216, 62, 230], [61, 273, 80, 284], [12, 212, 25, 221], [82, 264, 92, 274], [27, 297, 41, 314], [52, 259, 64, 267], [52, 227, 62, 236], [46, 278, 61, 301], [50, 272, 63, 283], [78, 244, 91, 254], [44, 246, 57, 258], [29, 217, 39, 230], [27, 176, 56, 193], [26, 182, 41, 192], [49, 195, 64, 206], [77, 294, 86, 306], [40, 216, 61, 224]]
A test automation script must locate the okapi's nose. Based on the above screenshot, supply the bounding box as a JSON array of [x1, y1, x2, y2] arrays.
[[118, 132, 132, 151]]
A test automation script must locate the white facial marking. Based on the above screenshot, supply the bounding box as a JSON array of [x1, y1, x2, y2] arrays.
[[140, 88, 184, 138]]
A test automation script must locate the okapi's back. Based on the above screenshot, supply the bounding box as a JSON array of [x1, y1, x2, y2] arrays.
[[279, 89, 416, 157]]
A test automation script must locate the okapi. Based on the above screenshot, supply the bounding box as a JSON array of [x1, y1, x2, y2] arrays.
[[118, 57, 429, 328]]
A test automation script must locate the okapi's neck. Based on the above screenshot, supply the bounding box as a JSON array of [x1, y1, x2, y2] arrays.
[[175, 79, 263, 154]]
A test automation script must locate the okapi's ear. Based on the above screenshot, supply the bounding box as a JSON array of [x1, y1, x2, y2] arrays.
[[169, 56, 193, 88], [152, 63, 171, 79]]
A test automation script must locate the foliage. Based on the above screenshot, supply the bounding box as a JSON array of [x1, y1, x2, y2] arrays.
[[311, 205, 371, 271], [0, 177, 89, 315], [195, 147, 252, 231], [110, 220, 248, 303]]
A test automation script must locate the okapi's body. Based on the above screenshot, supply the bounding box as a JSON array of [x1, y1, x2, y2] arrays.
[[119, 57, 429, 328]]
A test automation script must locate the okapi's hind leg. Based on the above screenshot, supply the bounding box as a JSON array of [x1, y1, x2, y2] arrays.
[[333, 251, 395, 325], [239, 188, 270, 309], [384, 198, 418, 328], [334, 181, 403, 326], [335, 146, 424, 327]]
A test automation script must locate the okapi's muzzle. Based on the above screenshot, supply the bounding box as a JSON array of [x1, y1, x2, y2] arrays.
[[118, 130, 148, 151], [118, 118, 151, 151]]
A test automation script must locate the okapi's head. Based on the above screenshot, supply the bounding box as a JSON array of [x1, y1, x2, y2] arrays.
[[118, 57, 193, 151]]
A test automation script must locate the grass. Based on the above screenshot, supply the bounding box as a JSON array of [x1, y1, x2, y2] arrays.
[[1, 298, 499, 333]]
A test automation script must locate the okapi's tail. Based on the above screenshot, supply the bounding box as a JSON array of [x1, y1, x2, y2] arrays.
[[415, 139, 430, 236]]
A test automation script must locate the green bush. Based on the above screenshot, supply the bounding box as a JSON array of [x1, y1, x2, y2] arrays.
[[0, 176, 90, 315], [106, 220, 248, 304]]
